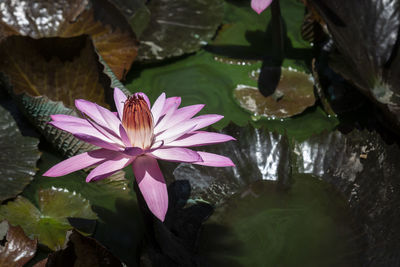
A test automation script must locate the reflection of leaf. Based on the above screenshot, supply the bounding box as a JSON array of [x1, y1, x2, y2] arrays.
[[234, 68, 315, 118], [199, 175, 360, 267], [137, 0, 224, 61], [0, 105, 40, 202], [160, 124, 291, 205], [294, 130, 400, 266], [309, 0, 400, 131], [0, 187, 97, 250], [0, 0, 138, 79], [0, 36, 106, 157], [45, 229, 123, 267], [0, 220, 37, 267]]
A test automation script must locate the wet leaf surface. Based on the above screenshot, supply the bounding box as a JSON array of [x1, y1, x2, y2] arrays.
[[294, 130, 400, 266], [137, 0, 224, 61], [159, 123, 291, 205], [198, 175, 361, 267], [0, 0, 138, 79], [0, 105, 40, 202], [0, 220, 37, 267], [309, 0, 400, 132], [234, 68, 315, 118], [44, 229, 123, 267], [0, 187, 97, 250]]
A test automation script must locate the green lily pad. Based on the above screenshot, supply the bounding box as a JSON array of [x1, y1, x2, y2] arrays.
[[0, 105, 40, 202], [293, 129, 400, 265], [198, 175, 360, 266], [0, 220, 37, 267], [137, 0, 224, 61], [0, 187, 97, 250], [0, 0, 138, 80], [234, 68, 315, 119], [126, 50, 337, 139]]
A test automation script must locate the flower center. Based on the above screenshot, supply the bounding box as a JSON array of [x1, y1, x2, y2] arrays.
[[122, 95, 154, 149]]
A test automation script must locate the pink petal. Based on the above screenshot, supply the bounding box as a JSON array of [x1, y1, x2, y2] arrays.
[[191, 114, 224, 130], [50, 114, 85, 122], [134, 92, 151, 109], [75, 99, 122, 136], [86, 156, 133, 182], [251, 0, 273, 14], [157, 104, 205, 132], [154, 119, 197, 143], [133, 156, 168, 222], [43, 149, 120, 177], [167, 131, 236, 147], [154, 101, 180, 133], [151, 92, 166, 125], [150, 147, 202, 163], [193, 151, 235, 167], [161, 96, 181, 116], [49, 121, 123, 150], [114, 87, 127, 120]]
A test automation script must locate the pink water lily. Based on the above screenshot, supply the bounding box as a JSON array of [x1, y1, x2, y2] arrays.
[[251, 0, 273, 14], [43, 88, 235, 221]]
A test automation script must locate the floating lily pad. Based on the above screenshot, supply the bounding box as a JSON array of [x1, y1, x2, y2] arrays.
[[294, 130, 400, 266], [0, 187, 97, 250], [0, 220, 37, 267], [159, 123, 291, 205], [0, 105, 40, 202], [198, 175, 360, 266], [137, 0, 224, 61], [0, 0, 138, 79], [127, 50, 337, 139], [234, 68, 315, 119], [0, 36, 109, 157], [44, 229, 123, 266]]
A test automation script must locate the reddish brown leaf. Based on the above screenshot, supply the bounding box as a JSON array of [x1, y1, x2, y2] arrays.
[[0, 220, 37, 267]]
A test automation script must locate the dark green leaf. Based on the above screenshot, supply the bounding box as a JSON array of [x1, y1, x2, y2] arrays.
[[309, 0, 400, 132], [0, 105, 40, 202], [137, 0, 224, 61]]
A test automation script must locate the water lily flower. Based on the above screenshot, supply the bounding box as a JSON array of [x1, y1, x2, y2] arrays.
[[43, 88, 235, 222], [251, 0, 273, 14]]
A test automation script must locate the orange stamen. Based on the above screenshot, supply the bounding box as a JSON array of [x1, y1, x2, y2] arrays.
[[122, 95, 154, 149]]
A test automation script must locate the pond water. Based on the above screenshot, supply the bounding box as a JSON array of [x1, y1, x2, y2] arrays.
[[199, 174, 362, 267]]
